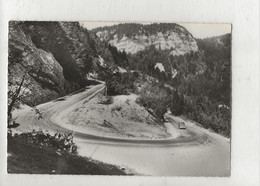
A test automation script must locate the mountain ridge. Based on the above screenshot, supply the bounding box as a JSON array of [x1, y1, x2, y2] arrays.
[[92, 23, 198, 55]]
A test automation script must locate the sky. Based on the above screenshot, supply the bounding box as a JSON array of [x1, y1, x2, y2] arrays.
[[80, 22, 231, 39]]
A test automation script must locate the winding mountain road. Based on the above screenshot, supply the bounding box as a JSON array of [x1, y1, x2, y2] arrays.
[[13, 83, 230, 176]]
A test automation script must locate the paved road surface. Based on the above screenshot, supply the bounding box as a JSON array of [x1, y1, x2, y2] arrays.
[[13, 83, 230, 176]]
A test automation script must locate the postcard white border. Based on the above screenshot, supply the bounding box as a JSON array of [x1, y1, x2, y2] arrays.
[[0, 0, 259, 185]]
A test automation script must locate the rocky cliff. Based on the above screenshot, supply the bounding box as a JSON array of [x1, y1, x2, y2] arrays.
[[92, 23, 198, 55], [8, 21, 112, 106]]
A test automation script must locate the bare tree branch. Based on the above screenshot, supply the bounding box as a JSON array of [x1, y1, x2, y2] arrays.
[[8, 71, 27, 118]]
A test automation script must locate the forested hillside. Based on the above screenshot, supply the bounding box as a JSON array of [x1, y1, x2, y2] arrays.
[[94, 25, 231, 136], [93, 23, 192, 40], [8, 22, 231, 137]]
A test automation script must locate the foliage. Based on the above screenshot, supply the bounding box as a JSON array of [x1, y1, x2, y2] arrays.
[[170, 91, 185, 116], [8, 130, 128, 175], [136, 82, 171, 121], [105, 71, 139, 96], [127, 45, 171, 82], [168, 34, 231, 137], [108, 44, 129, 67], [8, 130, 78, 154], [132, 34, 231, 136], [183, 96, 231, 137], [98, 96, 113, 105], [93, 23, 190, 40]]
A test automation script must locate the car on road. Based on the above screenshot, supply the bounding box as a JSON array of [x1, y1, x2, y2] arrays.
[[163, 115, 170, 122], [178, 122, 186, 129]]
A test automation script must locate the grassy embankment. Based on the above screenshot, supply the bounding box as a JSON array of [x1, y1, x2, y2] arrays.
[[7, 131, 129, 175]]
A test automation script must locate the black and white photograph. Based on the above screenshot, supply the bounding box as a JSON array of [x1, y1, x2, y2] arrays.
[[1, 0, 259, 185], [7, 21, 231, 176]]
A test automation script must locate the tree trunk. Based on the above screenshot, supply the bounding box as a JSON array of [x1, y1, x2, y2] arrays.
[[8, 72, 26, 118]]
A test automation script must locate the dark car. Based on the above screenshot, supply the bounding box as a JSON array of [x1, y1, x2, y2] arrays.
[[178, 122, 186, 129]]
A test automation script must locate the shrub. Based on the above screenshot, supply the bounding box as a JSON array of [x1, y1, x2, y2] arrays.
[[136, 82, 171, 122], [8, 130, 78, 154], [98, 96, 113, 105], [112, 106, 122, 112], [183, 96, 231, 137]]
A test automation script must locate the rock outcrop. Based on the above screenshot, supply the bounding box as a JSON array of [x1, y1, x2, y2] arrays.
[[9, 22, 67, 106], [93, 23, 198, 55], [8, 21, 110, 106]]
